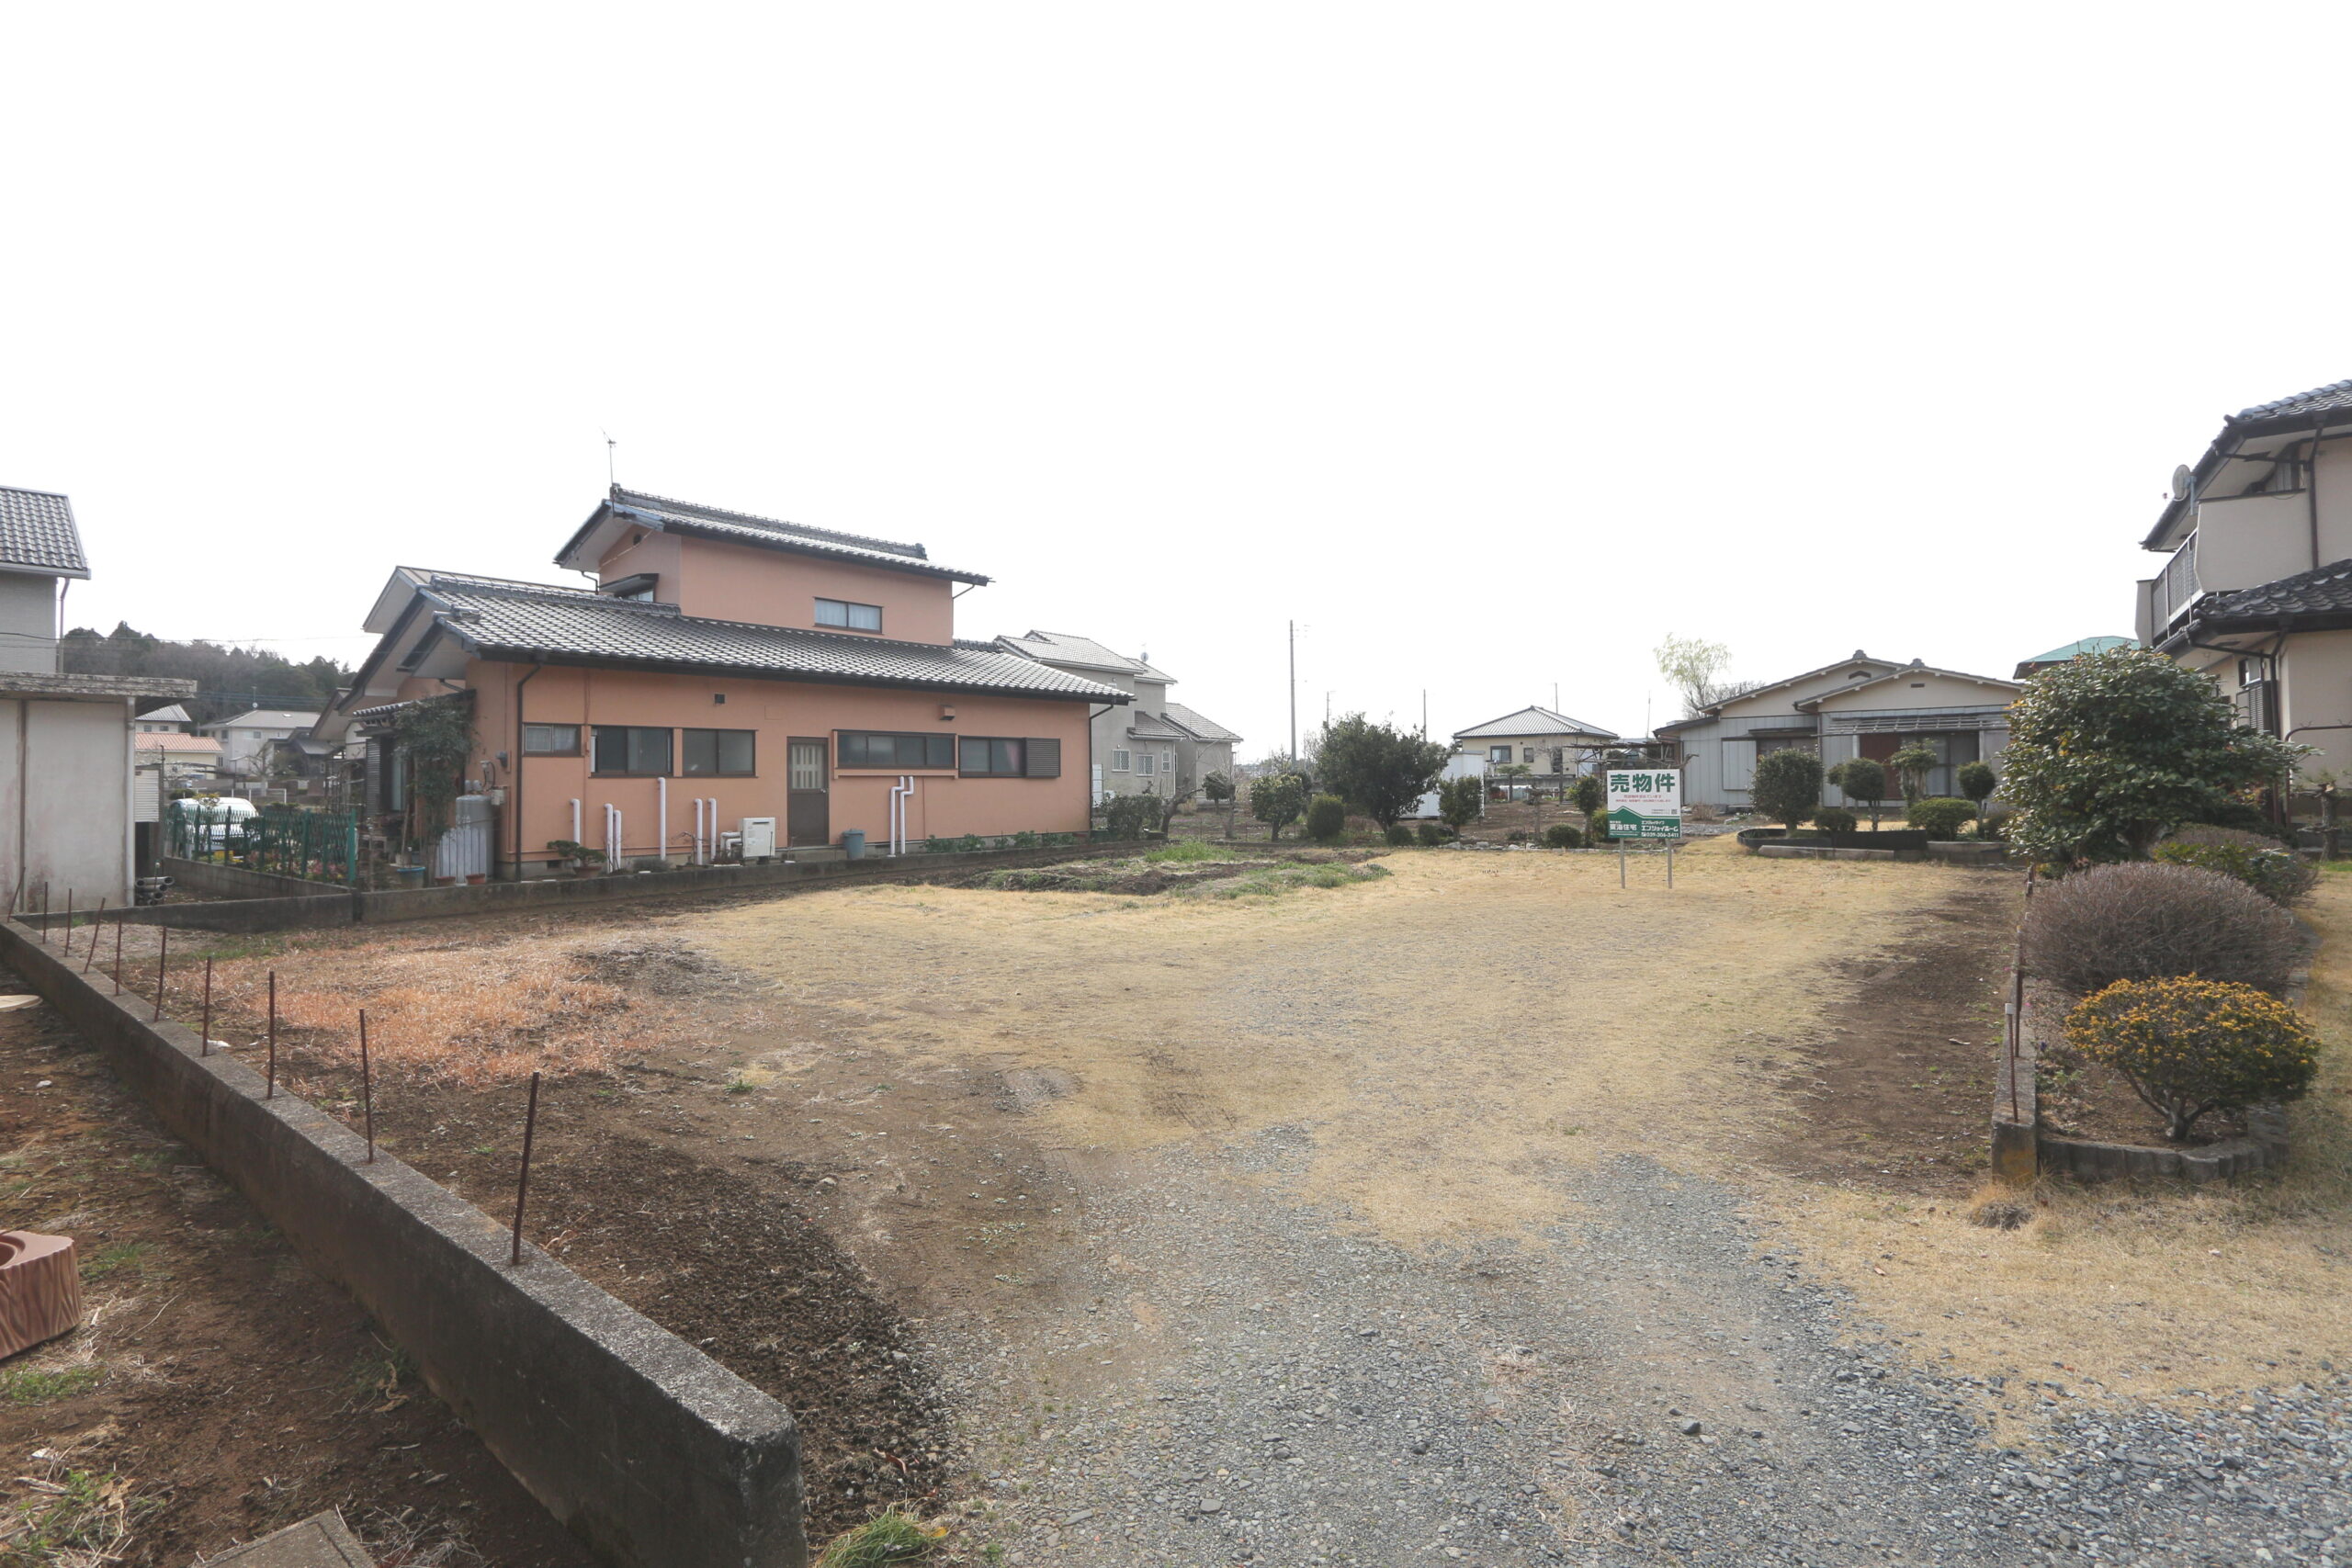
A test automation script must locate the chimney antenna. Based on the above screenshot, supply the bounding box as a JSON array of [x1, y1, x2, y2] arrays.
[[603, 430, 617, 491]]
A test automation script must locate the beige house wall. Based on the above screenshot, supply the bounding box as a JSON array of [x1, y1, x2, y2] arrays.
[[1811, 672, 2020, 712]]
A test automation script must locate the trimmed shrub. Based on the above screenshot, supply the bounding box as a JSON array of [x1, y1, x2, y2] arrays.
[[1305, 794, 1348, 842], [2153, 835, 2316, 906], [1384, 823, 1415, 847], [1437, 775, 1485, 835], [2187, 800, 2298, 846], [1906, 796, 1978, 840], [1750, 748, 1823, 836], [1416, 821, 1453, 847], [1506, 829, 1528, 843], [2021, 862, 2301, 998], [1829, 758, 1890, 823], [1543, 823, 1582, 850], [1815, 807, 1859, 833], [2063, 976, 2321, 1141], [1251, 773, 1307, 840], [1102, 794, 1161, 840], [1570, 775, 1605, 818], [1973, 811, 2013, 840], [1957, 760, 1996, 807]]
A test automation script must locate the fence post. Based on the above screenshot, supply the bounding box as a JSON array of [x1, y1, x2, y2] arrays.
[[152, 926, 168, 1021], [82, 900, 104, 975], [511, 1070, 542, 1266], [200, 958, 212, 1058], [359, 1009, 374, 1163], [112, 919, 123, 995], [266, 970, 277, 1100]]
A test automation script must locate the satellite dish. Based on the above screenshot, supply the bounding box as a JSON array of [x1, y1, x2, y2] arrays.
[[2173, 464, 2196, 502]]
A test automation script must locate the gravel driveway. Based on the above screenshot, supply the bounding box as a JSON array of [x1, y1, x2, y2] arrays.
[[677, 850, 2351, 1566]]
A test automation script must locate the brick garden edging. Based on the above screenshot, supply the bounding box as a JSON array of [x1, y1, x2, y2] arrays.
[[0, 919, 808, 1568]]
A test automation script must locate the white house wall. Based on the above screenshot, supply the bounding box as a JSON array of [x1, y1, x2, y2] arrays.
[[0, 575, 58, 676], [0, 697, 136, 909]]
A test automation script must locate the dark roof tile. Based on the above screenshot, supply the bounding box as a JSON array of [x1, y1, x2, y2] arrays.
[[0, 486, 90, 577]]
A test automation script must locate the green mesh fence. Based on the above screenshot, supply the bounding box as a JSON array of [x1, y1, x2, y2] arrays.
[[165, 802, 361, 886]]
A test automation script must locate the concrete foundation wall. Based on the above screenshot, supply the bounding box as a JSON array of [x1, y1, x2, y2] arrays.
[[0, 919, 806, 1568], [160, 856, 345, 900]]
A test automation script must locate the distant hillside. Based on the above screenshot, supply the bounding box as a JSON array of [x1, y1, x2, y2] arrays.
[[62, 621, 352, 724]]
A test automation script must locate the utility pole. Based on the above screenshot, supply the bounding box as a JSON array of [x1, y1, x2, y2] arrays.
[[1288, 620, 1296, 761]]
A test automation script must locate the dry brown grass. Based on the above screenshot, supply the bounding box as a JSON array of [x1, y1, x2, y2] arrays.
[[199, 931, 723, 1084]]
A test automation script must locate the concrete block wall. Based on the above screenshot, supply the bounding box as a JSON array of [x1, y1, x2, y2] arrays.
[[0, 919, 807, 1568]]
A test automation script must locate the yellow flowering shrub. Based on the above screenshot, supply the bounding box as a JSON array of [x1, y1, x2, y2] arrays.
[[2063, 976, 2320, 1142]]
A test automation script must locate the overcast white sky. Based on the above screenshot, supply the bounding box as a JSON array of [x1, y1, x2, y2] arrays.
[[6, 6, 2348, 750]]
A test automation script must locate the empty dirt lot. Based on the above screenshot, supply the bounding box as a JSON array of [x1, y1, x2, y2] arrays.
[[23, 841, 2352, 1564]]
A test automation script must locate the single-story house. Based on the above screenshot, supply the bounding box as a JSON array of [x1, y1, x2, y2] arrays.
[[991, 630, 1239, 800], [1448, 705, 1619, 787], [0, 485, 195, 907], [1658, 652, 2021, 810], [316, 487, 1130, 874]]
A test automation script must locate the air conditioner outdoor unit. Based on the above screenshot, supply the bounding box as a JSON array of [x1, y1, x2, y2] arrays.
[[740, 816, 777, 862]]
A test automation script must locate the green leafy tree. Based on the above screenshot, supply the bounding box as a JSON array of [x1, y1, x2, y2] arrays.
[[2002, 646, 2309, 865], [1251, 773, 1308, 840], [1306, 793, 1348, 842], [1201, 771, 1233, 804], [1906, 796, 1978, 839], [1750, 748, 1823, 837], [1828, 758, 1889, 828], [1956, 760, 1996, 813], [1437, 775, 1484, 834], [1571, 773, 1608, 841], [1888, 741, 1939, 804], [1314, 714, 1451, 828]]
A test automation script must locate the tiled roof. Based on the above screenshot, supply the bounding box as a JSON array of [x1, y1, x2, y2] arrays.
[[1452, 705, 1616, 740], [134, 732, 222, 753], [586, 488, 990, 584], [136, 703, 193, 724], [0, 486, 91, 578], [1127, 711, 1191, 741], [997, 629, 1173, 682], [1162, 701, 1240, 743], [2232, 380, 2352, 426], [2202, 558, 2352, 622], [210, 709, 322, 729], [426, 586, 1130, 701]]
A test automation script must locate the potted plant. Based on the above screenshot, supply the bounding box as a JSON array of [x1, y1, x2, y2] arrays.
[[547, 840, 607, 878]]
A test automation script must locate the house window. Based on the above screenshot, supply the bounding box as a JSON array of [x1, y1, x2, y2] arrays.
[[522, 724, 580, 756], [837, 731, 955, 769], [961, 738, 1023, 776], [1522, 747, 1535, 764], [815, 598, 884, 632], [1136, 751, 1156, 775], [1488, 745, 1511, 764], [1162, 750, 1174, 775], [592, 726, 673, 776], [682, 728, 756, 776], [1112, 749, 1131, 772]]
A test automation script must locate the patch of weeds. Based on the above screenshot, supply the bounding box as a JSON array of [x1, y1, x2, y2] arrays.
[[349, 1342, 415, 1411], [813, 1508, 944, 1567], [469, 1143, 496, 1156], [0, 1365, 101, 1405], [81, 1241, 153, 1280], [964, 1221, 1027, 1253], [1142, 839, 1220, 864], [2, 1467, 159, 1561], [726, 1077, 757, 1096]]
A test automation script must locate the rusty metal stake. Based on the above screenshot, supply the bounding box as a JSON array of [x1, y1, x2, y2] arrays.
[[511, 1070, 541, 1265], [82, 900, 104, 975], [61, 891, 71, 955], [200, 958, 213, 1058], [153, 925, 168, 1021], [39, 886, 48, 943], [266, 971, 278, 1099], [359, 1009, 374, 1163], [112, 919, 123, 995]]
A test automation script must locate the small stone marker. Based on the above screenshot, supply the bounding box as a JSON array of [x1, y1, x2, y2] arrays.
[[195, 1509, 375, 1567]]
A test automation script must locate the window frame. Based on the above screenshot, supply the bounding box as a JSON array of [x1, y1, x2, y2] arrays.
[[836, 730, 956, 771], [814, 597, 885, 633], [681, 727, 757, 778], [522, 722, 582, 757], [958, 736, 1026, 777], [592, 725, 673, 777], [1111, 749, 1131, 773]]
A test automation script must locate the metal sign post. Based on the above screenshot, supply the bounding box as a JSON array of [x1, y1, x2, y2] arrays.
[[1607, 767, 1684, 888]]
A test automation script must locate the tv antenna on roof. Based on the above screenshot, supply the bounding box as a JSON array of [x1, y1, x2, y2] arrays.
[[603, 430, 618, 491]]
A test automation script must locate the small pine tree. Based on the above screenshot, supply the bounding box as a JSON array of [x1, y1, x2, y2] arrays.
[[1751, 748, 1824, 837]]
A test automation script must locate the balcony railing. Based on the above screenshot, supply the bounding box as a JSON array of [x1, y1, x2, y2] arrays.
[[2153, 535, 2201, 628]]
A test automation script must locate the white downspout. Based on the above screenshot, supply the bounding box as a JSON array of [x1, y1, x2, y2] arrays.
[[887, 779, 903, 856], [658, 776, 668, 865], [900, 774, 915, 854], [692, 797, 704, 865], [706, 798, 718, 863], [570, 798, 582, 850]]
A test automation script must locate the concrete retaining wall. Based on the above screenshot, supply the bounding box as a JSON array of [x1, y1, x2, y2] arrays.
[[0, 919, 806, 1568], [105, 840, 1155, 935], [160, 856, 346, 901]]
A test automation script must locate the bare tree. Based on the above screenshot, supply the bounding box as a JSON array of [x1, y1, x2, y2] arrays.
[[1656, 634, 1760, 716]]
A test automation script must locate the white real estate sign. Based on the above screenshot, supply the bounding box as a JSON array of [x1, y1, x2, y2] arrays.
[[1605, 768, 1682, 840]]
